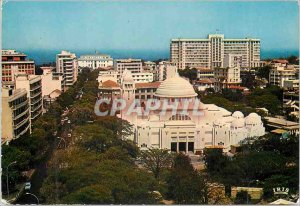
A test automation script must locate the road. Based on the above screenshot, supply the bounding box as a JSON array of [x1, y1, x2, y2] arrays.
[[15, 114, 72, 204]]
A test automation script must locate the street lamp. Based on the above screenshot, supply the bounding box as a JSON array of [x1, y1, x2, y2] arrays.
[[247, 179, 259, 204], [6, 161, 17, 199], [57, 137, 66, 148], [26, 192, 39, 204]]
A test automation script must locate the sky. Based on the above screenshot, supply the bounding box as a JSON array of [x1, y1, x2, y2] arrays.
[[2, 1, 299, 63]]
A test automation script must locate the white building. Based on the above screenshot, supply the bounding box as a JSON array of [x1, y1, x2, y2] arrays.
[[115, 58, 143, 78], [170, 34, 260, 69], [131, 72, 154, 83], [78, 53, 113, 69], [56, 50, 78, 89], [119, 73, 265, 153], [97, 70, 118, 84], [269, 64, 297, 87], [15, 74, 43, 121], [158, 61, 177, 81], [196, 68, 214, 80], [2, 87, 31, 144], [195, 78, 216, 92], [41, 66, 64, 105]]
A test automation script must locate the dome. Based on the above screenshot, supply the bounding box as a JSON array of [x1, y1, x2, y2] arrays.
[[232, 111, 244, 119], [245, 115, 261, 125], [231, 118, 245, 128], [154, 74, 197, 98], [248, 113, 260, 119]]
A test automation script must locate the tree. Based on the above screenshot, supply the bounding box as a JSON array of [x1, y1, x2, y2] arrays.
[[287, 55, 299, 65], [256, 65, 272, 80], [178, 68, 197, 81], [139, 148, 174, 179], [234, 190, 251, 204], [203, 148, 228, 175], [166, 153, 207, 204]]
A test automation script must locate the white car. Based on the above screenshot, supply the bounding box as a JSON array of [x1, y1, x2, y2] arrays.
[[25, 182, 31, 190], [67, 133, 72, 138], [67, 120, 71, 124]]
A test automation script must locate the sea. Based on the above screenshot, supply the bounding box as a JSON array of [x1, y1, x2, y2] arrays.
[[24, 49, 299, 65]]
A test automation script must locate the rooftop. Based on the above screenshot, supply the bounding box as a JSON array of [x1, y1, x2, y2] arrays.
[[136, 82, 161, 89]]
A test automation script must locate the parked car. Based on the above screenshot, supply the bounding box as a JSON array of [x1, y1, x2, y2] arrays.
[[24, 182, 31, 190], [68, 120, 71, 124], [67, 133, 72, 138]]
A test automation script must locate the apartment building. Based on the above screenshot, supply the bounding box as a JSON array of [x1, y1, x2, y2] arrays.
[[170, 34, 260, 69], [41, 67, 64, 106], [131, 72, 154, 83], [115, 59, 142, 78], [2, 50, 35, 82], [158, 61, 177, 81], [78, 53, 113, 69], [196, 68, 214, 80], [56, 50, 78, 89], [2, 87, 31, 144], [15, 74, 43, 121], [135, 82, 161, 100], [214, 67, 241, 92], [269, 65, 296, 87], [98, 70, 118, 84]]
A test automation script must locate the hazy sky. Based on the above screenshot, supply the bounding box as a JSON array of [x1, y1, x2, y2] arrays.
[[3, 1, 299, 52]]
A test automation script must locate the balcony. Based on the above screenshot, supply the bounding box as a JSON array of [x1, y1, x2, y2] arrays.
[[13, 107, 29, 120], [30, 83, 41, 91], [14, 116, 30, 129], [12, 99, 29, 110]]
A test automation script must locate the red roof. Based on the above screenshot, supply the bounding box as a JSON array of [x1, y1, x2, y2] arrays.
[[101, 80, 120, 88], [272, 59, 289, 64], [135, 82, 161, 89], [197, 78, 215, 84], [228, 85, 247, 90]]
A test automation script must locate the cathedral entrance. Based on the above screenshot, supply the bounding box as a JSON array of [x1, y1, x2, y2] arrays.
[[188, 142, 194, 152], [171, 142, 177, 152], [179, 142, 186, 152]]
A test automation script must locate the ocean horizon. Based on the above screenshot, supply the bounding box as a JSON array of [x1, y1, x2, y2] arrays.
[[19, 49, 299, 65]]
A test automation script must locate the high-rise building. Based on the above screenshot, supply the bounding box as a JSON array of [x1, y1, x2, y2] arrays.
[[2, 50, 35, 82], [170, 34, 260, 69], [41, 67, 64, 107], [115, 59, 142, 78], [78, 53, 113, 69], [2, 87, 30, 144], [15, 74, 43, 121], [56, 51, 78, 89]]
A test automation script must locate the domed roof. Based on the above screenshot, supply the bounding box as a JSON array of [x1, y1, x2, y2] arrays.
[[154, 74, 197, 98], [245, 117, 259, 125], [248, 113, 260, 119], [231, 118, 245, 128], [232, 111, 244, 119]]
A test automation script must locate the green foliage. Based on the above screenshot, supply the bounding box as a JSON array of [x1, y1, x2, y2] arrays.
[[178, 68, 198, 81], [256, 65, 272, 80], [166, 153, 207, 204], [204, 133, 299, 201], [139, 148, 174, 179], [203, 148, 228, 175]]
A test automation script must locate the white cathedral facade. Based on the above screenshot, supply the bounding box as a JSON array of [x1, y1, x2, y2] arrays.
[[117, 70, 265, 154]]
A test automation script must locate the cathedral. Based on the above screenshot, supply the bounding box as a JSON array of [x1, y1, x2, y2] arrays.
[[110, 70, 266, 154]]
